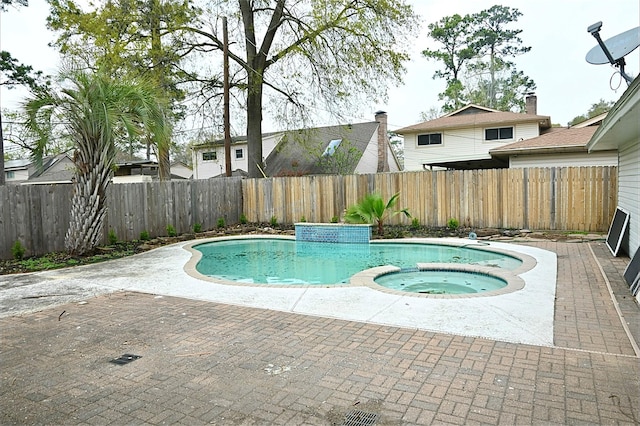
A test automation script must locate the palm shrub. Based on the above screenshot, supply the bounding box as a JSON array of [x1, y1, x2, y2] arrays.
[[24, 68, 170, 255], [344, 192, 411, 236]]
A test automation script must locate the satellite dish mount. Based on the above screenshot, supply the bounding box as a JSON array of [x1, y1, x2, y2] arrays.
[[586, 21, 640, 86]]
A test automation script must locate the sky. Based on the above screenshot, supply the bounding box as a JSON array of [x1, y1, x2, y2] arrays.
[[1, 0, 639, 134]]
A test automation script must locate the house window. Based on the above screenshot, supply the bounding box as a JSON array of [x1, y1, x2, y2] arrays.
[[417, 133, 442, 146], [322, 139, 342, 156], [235, 149, 243, 159], [6, 171, 15, 179], [202, 151, 217, 161], [485, 127, 513, 141]]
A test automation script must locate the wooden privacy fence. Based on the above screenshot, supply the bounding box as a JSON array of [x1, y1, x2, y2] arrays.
[[242, 166, 618, 232], [0, 167, 617, 259], [0, 178, 242, 259]]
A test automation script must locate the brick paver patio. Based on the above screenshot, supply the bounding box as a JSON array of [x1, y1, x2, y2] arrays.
[[1, 241, 638, 425]]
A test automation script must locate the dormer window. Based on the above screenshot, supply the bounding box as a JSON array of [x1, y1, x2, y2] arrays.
[[485, 127, 513, 141], [417, 133, 442, 146]]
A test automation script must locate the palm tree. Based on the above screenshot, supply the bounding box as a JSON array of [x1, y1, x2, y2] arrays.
[[344, 192, 411, 236], [24, 69, 170, 255]]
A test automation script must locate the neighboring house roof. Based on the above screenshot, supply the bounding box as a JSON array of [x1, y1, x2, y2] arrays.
[[263, 121, 380, 176], [395, 104, 551, 134], [4, 158, 32, 170], [572, 112, 607, 128], [193, 132, 282, 149], [7, 154, 75, 184], [490, 126, 599, 156]]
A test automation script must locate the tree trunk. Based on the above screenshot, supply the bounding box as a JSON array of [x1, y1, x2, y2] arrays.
[[158, 146, 171, 180], [0, 113, 5, 186], [150, 0, 171, 181], [65, 148, 112, 255], [246, 71, 264, 178]]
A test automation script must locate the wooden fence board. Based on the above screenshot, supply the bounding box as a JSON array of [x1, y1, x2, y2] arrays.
[[0, 168, 617, 259]]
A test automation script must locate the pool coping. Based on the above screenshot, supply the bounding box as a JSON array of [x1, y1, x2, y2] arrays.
[[183, 235, 535, 299]]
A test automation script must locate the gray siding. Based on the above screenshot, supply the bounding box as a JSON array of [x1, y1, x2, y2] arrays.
[[618, 139, 640, 258]]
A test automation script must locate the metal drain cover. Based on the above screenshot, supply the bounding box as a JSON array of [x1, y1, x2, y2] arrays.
[[109, 354, 142, 365], [341, 409, 379, 426]]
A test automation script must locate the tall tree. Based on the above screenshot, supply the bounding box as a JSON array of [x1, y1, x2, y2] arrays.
[[422, 6, 535, 113], [24, 69, 169, 255], [470, 5, 532, 109], [1, 0, 50, 185], [180, 0, 417, 178], [422, 13, 476, 110], [46, 0, 197, 179]]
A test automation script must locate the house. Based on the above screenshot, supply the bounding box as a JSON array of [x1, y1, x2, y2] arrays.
[[191, 133, 282, 179], [112, 160, 190, 182], [191, 112, 400, 178], [395, 96, 551, 170], [587, 75, 640, 261], [3, 155, 188, 184], [4, 154, 74, 185], [489, 113, 617, 168]]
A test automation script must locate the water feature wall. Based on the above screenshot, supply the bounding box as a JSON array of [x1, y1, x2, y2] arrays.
[[294, 223, 372, 244]]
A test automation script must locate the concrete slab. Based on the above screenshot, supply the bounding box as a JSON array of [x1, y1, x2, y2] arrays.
[[0, 237, 556, 346]]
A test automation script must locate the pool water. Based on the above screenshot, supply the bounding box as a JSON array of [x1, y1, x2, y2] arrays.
[[374, 270, 507, 294], [194, 239, 521, 285]]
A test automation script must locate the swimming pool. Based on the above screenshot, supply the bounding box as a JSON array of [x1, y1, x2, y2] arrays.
[[192, 237, 524, 288]]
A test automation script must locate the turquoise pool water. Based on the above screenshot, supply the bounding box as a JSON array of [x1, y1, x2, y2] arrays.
[[374, 270, 507, 294], [194, 239, 521, 285]]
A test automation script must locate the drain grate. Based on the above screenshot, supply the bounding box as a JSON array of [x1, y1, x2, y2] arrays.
[[109, 354, 142, 365], [341, 409, 379, 426]]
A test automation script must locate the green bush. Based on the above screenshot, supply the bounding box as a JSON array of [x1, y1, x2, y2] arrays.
[[299, 215, 307, 222], [344, 192, 411, 236], [410, 217, 420, 230], [270, 216, 278, 227], [11, 240, 26, 260], [140, 230, 150, 241], [239, 213, 248, 224], [447, 218, 460, 230], [108, 228, 118, 245], [193, 223, 202, 233], [166, 224, 177, 237], [330, 216, 339, 223], [217, 218, 225, 228]]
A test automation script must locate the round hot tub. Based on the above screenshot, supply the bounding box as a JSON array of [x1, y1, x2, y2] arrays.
[[374, 268, 507, 294]]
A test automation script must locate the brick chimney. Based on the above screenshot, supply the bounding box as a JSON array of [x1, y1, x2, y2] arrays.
[[375, 111, 389, 172], [525, 93, 537, 115]]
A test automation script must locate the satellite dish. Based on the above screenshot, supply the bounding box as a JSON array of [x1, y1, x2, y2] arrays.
[[586, 22, 640, 85]]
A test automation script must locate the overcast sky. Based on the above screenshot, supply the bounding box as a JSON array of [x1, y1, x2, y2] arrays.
[[1, 0, 639, 132]]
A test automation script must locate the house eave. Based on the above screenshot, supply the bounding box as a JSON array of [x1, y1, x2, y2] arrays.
[[490, 145, 587, 157], [588, 76, 640, 152], [395, 117, 551, 134]]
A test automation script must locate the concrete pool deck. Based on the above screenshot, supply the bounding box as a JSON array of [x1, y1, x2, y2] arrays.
[[1, 237, 555, 346], [1, 239, 639, 424]]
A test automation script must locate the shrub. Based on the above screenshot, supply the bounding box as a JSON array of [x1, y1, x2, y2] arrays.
[[108, 228, 118, 245], [217, 218, 225, 228], [270, 216, 278, 227], [344, 192, 411, 235], [11, 240, 26, 260], [140, 230, 150, 241], [410, 217, 420, 230], [166, 224, 177, 237], [239, 213, 248, 224], [193, 223, 202, 233], [330, 216, 339, 223], [299, 215, 307, 222], [447, 218, 460, 230]]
